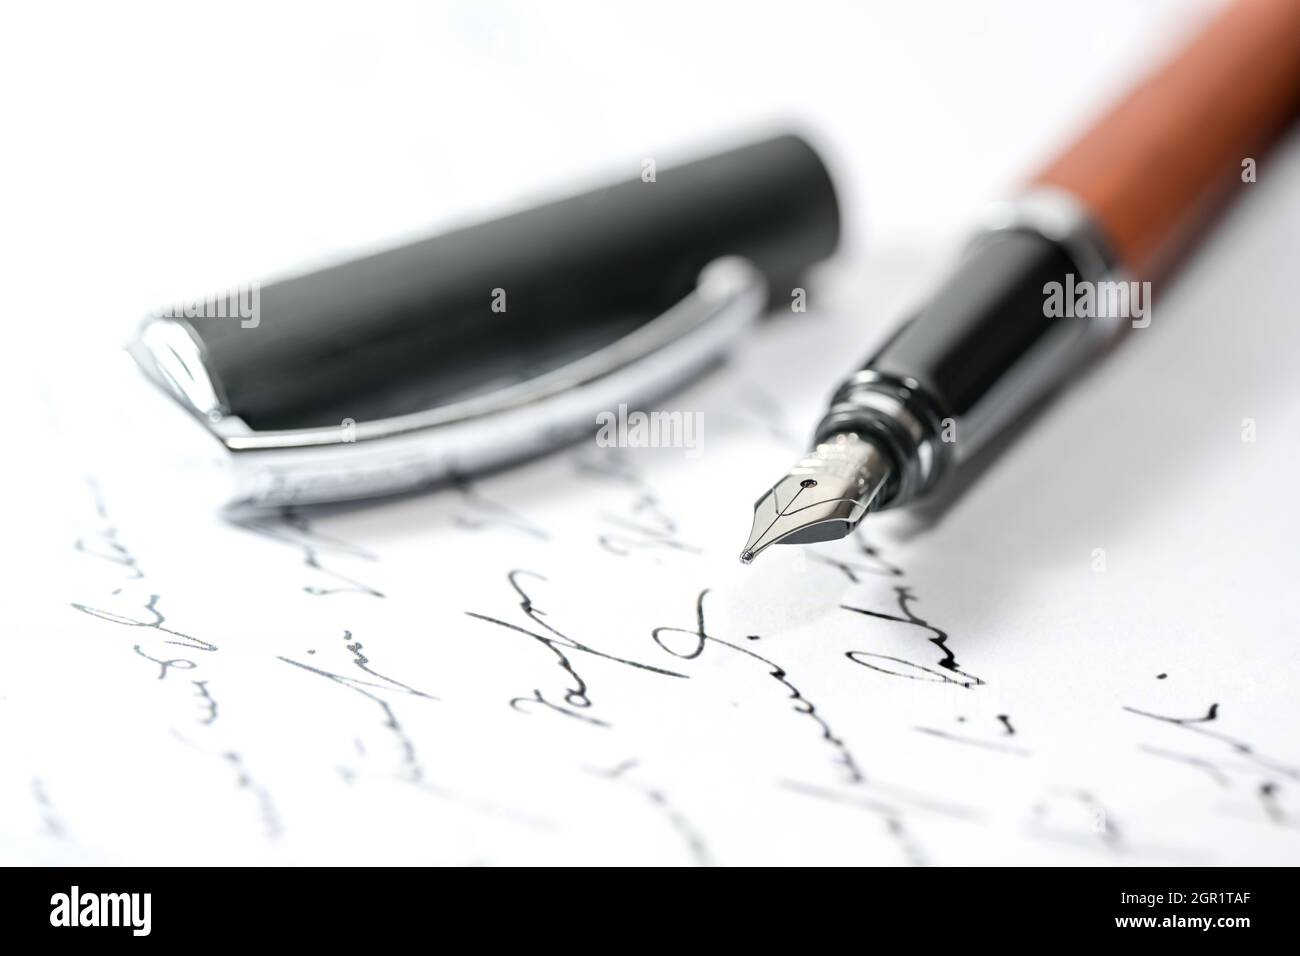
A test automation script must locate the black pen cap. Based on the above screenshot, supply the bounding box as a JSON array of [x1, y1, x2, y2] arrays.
[[139, 133, 839, 432]]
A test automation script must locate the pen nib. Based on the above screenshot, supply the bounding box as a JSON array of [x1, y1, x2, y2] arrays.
[[740, 432, 893, 564]]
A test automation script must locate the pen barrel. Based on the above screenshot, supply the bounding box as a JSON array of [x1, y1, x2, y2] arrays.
[[174, 134, 839, 430], [1032, 0, 1300, 277], [824, 0, 1300, 511]]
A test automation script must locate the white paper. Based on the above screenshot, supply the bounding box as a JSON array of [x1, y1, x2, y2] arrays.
[[9, 0, 1298, 868], [8, 163, 1300, 864]]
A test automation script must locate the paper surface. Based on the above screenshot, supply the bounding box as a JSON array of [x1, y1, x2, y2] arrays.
[[3, 0, 1296, 864], [8, 146, 1300, 864]]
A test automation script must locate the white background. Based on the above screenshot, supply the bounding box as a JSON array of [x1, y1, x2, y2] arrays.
[[2, 0, 1223, 353]]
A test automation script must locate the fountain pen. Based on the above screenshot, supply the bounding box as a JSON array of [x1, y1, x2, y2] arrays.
[[742, 0, 1300, 563]]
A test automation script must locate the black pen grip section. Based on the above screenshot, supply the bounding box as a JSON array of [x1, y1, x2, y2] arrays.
[[188, 134, 839, 430], [866, 230, 1084, 424]]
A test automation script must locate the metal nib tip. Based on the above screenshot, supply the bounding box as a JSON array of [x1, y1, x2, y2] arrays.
[[740, 433, 892, 565]]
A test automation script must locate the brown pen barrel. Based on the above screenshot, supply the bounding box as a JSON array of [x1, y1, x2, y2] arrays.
[[1032, 0, 1300, 278]]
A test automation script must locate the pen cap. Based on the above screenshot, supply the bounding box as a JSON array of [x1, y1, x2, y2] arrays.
[[150, 133, 839, 431]]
